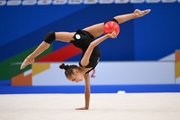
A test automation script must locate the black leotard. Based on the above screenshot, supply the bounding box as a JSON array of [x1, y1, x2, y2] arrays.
[[70, 29, 101, 73]]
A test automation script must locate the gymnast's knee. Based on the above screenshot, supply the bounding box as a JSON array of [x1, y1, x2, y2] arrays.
[[43, 31, 55, 44]]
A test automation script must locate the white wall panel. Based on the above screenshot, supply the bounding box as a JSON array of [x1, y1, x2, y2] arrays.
[[32, 62, 175, 86]]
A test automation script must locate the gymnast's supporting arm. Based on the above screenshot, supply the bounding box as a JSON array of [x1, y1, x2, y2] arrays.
[[76, 73, 91, 110]]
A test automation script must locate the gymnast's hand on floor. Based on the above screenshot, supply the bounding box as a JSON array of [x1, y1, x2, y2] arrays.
[[134, 9, 151, 18], [75, 107, 89, 110], [20, 55, 35, 69]]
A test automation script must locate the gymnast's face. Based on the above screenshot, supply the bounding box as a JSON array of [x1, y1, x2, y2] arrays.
[[67, 69, 83, 83]]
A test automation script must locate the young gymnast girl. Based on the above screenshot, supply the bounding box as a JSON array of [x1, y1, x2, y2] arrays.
[[20, 9, 151, 110]]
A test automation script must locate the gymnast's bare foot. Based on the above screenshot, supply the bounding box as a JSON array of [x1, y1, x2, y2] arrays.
[[20, 55, 35, 69], [134, 9, 151, 18]]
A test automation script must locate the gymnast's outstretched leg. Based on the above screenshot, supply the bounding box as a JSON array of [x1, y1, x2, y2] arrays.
[[83, 9, 151, 38], [20, 31, 75, 69]]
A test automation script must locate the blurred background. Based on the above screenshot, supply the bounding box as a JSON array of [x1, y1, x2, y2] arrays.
[[0, 1, 180, 94]]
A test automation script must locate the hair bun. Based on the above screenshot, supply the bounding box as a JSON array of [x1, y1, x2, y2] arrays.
[[59, 63, 68, 70]]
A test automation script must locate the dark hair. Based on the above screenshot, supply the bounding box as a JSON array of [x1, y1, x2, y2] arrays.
[[59, 63, 79, 77]]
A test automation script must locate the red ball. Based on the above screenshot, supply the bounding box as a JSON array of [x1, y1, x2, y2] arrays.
[[104, 21, 120, 35]]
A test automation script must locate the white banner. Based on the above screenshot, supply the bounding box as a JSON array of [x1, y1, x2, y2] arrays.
[[32, 61, 175, 86]]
